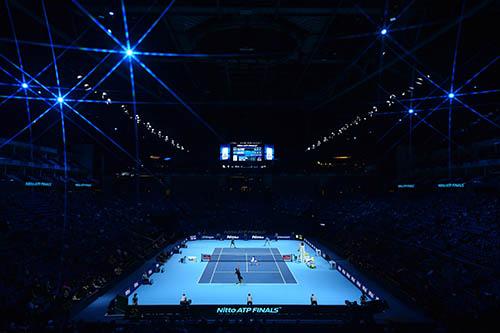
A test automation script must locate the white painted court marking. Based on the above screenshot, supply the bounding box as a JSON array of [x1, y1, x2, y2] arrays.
[[209, 248, 222, 283], [215, 271, 282, 273], [269, 247, 286, 284]]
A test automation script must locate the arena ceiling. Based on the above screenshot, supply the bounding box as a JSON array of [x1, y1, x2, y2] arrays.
[[0, 0, 498, 168]]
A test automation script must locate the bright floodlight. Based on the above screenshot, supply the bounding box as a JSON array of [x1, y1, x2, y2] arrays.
[[21, 83, 28, 89], [57, 96, 64, 103], [380, 28, 388, 35], [125, 49, 134, 57], [448, 92, 455, 99], [408, 108, 414, 114]]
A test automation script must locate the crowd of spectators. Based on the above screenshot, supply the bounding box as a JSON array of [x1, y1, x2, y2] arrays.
[[175, 190, 279, 233], [0, 190, 178, 331], [0, 186, 498, 332], [292, 191, 500, 328]]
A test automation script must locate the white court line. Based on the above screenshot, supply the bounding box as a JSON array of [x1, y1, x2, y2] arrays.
[[269, 247, 286, 284], [209, 248, 222, 283], [215, 271, 282, 274], [208, 283, 287, 285], [276, 248, 299, 284]]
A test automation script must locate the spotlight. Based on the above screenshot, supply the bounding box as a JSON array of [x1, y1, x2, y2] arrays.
[[125, 49, 134, 57], [380, 28, 388, 35], [448, 92, 455, 99], [21, 83, 28, 89], [408, 108, 414, 114], [57, 96, 64, 103]]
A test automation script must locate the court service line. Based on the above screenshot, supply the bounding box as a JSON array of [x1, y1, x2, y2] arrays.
[[269, 247, 286, 284], [215, 271, 283, 273], [209, 248, 222, 283]]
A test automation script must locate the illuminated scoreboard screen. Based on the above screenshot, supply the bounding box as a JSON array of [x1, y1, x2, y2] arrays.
[[232, 144, 262, 162], [220, 143, 274, 163]]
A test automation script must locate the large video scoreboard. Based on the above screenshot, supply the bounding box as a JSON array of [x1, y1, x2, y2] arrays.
[[220, 143, 274, 163]]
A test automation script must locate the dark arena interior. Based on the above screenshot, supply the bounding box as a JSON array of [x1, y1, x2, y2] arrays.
[[0, 1, 499, 332]]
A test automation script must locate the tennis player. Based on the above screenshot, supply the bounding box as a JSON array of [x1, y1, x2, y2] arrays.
[[264, 236, 271, 246], [235, 267, 243, 284], [230, 239, 236, 248]]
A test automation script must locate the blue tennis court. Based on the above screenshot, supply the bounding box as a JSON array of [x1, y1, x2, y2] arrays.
[[117, 239, 364, 305], [75, 238, 430, 324], [199, 247, 297, 284]]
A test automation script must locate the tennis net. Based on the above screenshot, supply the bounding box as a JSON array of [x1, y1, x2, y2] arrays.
[[201, 253, 292, 262]]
